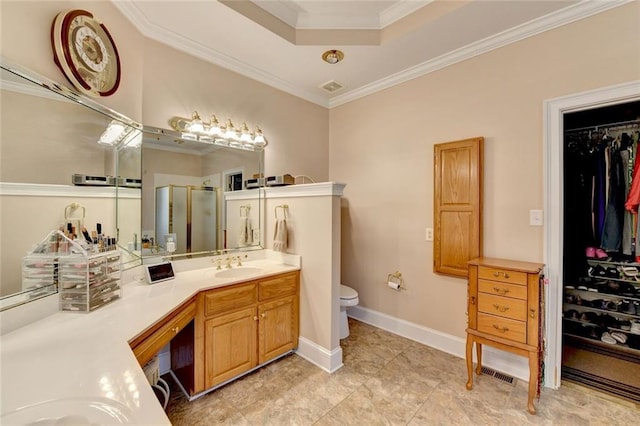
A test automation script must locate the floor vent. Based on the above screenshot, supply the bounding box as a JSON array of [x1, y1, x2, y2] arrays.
[[480, 366, 516, 386]]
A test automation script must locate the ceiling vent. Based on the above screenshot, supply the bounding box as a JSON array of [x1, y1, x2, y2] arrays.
[[320, 80, 344, 93]]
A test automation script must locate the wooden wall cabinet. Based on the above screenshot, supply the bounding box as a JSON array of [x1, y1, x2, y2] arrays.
[[434, 137, 483, 277], [465, 257, 543, 414]]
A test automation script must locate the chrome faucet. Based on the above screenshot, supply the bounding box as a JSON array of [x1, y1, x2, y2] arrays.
[[213, 258, 223, 270]]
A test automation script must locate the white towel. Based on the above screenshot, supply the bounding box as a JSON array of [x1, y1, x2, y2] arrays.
[[273, 218, 288, 252], [238, 217, 252, 247]]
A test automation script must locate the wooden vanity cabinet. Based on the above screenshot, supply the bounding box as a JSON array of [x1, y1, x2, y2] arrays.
[[196, 271, 300, 393], [465, 258, 543, 414]]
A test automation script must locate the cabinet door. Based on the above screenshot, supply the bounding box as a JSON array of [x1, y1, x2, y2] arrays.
[[258, 296, 299, 364], [204, 307, 257, 388], [434, 137, 483, 277]]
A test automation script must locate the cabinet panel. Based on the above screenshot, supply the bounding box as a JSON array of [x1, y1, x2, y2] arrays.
[[204, 282, 256, 317], [477, 312, 526, 343], [478, 293, 527, 321], [130, 298, 196, 367], [258, 296, 298, 364], [478, 279, 527, 300], [204, 307, 258, 388], [259, 272, 298, 301]]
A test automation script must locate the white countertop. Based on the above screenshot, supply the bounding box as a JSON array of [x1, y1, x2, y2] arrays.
[[0, 250, 300, 424]]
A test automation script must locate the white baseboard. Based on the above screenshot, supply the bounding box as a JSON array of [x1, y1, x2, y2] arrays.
[[348, 305, 531, 383], [295, 336, 343, 373]]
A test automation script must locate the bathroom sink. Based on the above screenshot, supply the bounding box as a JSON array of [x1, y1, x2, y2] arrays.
[[1, 397, 136, 425], [215, 266, 262, 279]]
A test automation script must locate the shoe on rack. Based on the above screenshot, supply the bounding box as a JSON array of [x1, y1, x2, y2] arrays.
[[621, 300, 636, 315], [586, 247, 596, 258], [630, 321, 640, 335], [605, 300, 620, 311], [595, 248, 609, 259], [601, 332, 617, 345], [611, 332, 627, 344]]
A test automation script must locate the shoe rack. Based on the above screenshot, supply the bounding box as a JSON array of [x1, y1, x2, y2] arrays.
[[562, 256, 640, 402]]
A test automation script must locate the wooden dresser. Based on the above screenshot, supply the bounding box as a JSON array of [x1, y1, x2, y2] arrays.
[[465, 257, 544, 414]]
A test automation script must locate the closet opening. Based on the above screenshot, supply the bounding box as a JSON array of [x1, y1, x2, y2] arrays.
[[561, 100, 640, 403]]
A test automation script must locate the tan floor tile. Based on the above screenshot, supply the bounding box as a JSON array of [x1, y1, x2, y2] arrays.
[[163, 319, 637, 425]]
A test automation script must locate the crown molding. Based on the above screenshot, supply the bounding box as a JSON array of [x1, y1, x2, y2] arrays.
[[113, 2, 329, 108], [113, 0, 629, 110], [329, 0, 631, 108], [379, 0, 433, 28]]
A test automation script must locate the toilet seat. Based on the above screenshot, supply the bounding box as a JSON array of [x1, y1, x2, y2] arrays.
[[340, 284, 358, 300]]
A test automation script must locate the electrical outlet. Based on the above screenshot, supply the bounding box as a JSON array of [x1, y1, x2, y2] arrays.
[[425, 228, 434, 241]]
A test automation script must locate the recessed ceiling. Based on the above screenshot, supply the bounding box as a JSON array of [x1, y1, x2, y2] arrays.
[[113, 1, 628, 108]]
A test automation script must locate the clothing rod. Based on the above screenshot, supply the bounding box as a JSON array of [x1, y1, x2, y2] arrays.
[[565, 119, 640, 133]]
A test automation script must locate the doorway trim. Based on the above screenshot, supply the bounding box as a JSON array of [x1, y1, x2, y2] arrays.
[[543, 80, 640, 389]]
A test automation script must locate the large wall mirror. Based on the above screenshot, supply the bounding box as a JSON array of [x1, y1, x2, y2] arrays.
[[0, 59, 142, 309], [140, 126, 264, 261]]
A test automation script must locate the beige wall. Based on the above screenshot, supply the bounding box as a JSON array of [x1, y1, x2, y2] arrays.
[[329, 3, 640, 339], [141, 38, 330, 181], [0, 1, 144, 121]]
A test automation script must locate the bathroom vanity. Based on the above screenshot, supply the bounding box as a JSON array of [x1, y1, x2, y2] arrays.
[[0, 253, 300, 424], [129, 269, 299, 397]]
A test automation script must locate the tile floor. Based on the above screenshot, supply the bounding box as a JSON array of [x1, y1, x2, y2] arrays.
[[164, 319, 639, 425]]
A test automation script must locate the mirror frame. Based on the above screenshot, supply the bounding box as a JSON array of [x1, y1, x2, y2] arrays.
[[0, 57, 142, 311]]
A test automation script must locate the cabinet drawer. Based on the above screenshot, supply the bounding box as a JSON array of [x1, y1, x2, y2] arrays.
[[477, 313, 526, 344], [259, 272, 298, 301], [478, 279, 527, 300], [478, 293, 527, 321], [478, 266, 527, 286], [131, 299, 195, 366], [204, 282, 257, 317]]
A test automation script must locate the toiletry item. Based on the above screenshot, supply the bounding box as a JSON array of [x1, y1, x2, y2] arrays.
[[96, 223, 102, 236], [387, 281, 400, 290], [82, 227, 92, 243]]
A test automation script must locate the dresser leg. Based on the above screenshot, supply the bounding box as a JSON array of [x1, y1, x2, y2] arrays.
[[465, 335, 474, 390], [527, 351, 538, 415], [475, 342, 483, 375]]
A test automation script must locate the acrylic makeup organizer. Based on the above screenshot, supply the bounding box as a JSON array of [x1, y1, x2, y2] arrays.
[[23, 230, 122, 312]]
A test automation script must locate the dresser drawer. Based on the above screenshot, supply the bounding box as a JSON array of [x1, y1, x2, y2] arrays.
[[204, 282, 257, 317], [259, 272, 298, 301], [478, 279, 527, 300], [478, 293, 527, 321], [477, 313, 526, 344], [478, 266, 527, 286]]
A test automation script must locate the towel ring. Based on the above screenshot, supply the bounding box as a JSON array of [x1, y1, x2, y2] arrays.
[[64, 202, 86, 221], [240, 205, 251, 217], [275, 205, 289, 220]]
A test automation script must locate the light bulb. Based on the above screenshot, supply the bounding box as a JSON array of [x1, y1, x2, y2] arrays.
[[187, 111, 204, 134], [208, 114, 221, 136], [224, 119, 239, 141]]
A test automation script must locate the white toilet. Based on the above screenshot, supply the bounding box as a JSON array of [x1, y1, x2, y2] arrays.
[[340, 284, 359, 339]]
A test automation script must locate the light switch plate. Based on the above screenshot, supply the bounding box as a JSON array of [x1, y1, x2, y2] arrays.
[[529, 210, 543, 226]]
